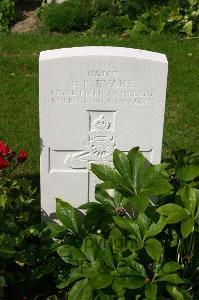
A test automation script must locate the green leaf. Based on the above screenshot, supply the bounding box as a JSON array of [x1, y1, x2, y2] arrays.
[[130, 194, 149, 213], [145, 283, 157, 300], [141, 163, 169, 187], [113, 216, 141, 240], [178, 185, 196, 217], [96, 236, 114, 268], [81, 236, 99, 262], [89, 272, 113, 289], [113, 276, 145, 290], [117, 257, 146, 277], [181, 216, 194, 238], [145, 216, 167, 239], [68, 278, 92, 300], [157, 204, 189, 223], [95, 188, 115, 209], [91, 164, 122, 188], [178, 164, 199, 181], [57, 270, 82, 289], [157, 262, 182, 277], [129, 260, 146, 277], [144, 177, 172, 196], [109, 227, 126, 253], [182, 20, 193, 37], [46, 222, 65, 238], [166, 285, 184, 300], [145, 238, 162, 261], [0, 276, 5, 288], [57, 245, 86, 266], [81, 235, 114, 268], [32, 258, 58, 280], [155, 274, 184, 284], [56, 199, 78, 233], [0, 194, 7, 209], [137, 213, 150, 238], [127, 147, 146, 188], [113, 149, 132, 186]]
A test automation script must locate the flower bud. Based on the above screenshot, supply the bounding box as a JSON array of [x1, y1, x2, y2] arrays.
[[17, 150, 28, 163], [0, 156, 8, 169]]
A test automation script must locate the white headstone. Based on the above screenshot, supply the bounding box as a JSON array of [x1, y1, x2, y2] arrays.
[[39, 46, 168, 219]]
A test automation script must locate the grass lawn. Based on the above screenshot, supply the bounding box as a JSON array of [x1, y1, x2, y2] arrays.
[[0, 33, 198, 177]]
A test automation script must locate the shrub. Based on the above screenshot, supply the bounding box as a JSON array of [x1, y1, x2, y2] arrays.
[[42, 0, 93, 33], [167, 0, 199, 36], [0, 0, 15, 33], [1, 146, 199, 298], [93, 13, 120, 33], [93, 0, 113, 13]]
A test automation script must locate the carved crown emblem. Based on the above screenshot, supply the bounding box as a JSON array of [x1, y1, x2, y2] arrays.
[[93, 115, 110, 130]]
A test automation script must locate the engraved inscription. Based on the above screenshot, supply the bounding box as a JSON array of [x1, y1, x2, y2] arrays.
[[43, 69, 160, 106]]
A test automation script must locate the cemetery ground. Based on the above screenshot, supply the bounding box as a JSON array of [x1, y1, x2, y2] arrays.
[[0, 32, 198, 178]]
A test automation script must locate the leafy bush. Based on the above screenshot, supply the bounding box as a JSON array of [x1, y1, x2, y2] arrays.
[[42, 0, 93, 33], [0, 0, 15, 33], [1, 146, 199, 299], [93, 0, 113, 13], [51, 147, 199, 299], [167, 0, 199, 36]]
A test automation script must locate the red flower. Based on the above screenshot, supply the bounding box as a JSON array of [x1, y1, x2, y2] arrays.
[[17, 150, 28, 163], [0, 156, 8, 169], [0, 140, 10, 157]]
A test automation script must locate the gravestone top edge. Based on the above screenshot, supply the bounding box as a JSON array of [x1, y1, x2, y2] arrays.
[[39, 46, 167, 64]]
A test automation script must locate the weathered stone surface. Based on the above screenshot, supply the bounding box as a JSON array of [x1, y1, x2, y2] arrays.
[[39, 46, 168, 219]]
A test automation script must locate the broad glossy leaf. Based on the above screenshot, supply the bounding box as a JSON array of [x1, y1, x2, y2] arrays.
[[166, 286, 184, 300], [81, 235, 114, 268], [181, 216, 194, 238], [116, 266, 143, 276], [113, 216, 141, 240], [157, 204, 189, 223], [81, 236, 99, 262], [109, 227, 127, 253], [145, 283, 157, 300], [145, 238, 162, 261], [137, 213, 150, 238], [114, 191, 129, 207], [95, 188, 115, 210], [166, 212, 189, 224], [127, 147, 146, 188], [113, 276, 145, 290], [68, 278, 92, 300], [178, 185, 196, 217], [57, 245, 86, 266], [56, 199, 78, 233], [157, 262, 182, 277], [178, 164, 199, 181], [46, 222, 65, 238], [145, 216, 167, 239], [143, 177, 172, 196], [155, 274, 184, 284], [79, 202, 102, 210], [129, 194, 149, 213], [91, 164, 122, 187], [129, 260, 146, 277], [93, 235, 114, 268], [89, 272, 113, 289], [141, 163, 169, 187], [57, 268, 83, 289], [113, 149, 132, 186]]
